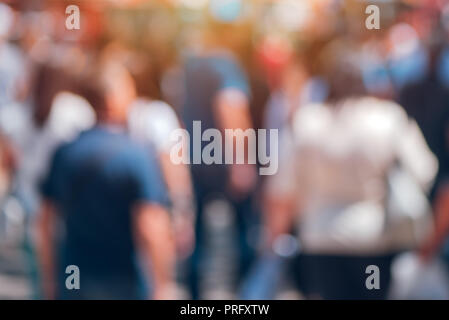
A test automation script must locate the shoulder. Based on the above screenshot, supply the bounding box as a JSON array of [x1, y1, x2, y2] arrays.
[[129, 99, 180, 151], [0, 44, 25, 70], [130, 99, 178, 123], [291, 102, 333, 139], [345, 97, 408, 126], [48, 138, 75, 170], [119, 132, 154, 159], [47, 92, 96, 141]]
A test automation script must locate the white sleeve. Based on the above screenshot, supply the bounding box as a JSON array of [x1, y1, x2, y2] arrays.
[[47, 92, 96, 142], [129, 100, 181, 153], [394, 107, 438, 191], [265, 127, 298, 198]]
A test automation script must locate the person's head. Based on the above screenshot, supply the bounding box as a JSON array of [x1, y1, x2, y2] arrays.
[[316, 39, 366, 102], [281, 54, 310, 96], [426, 27, 446, 75], [197, 8, 250, 55], [77, 61, 136, 125]]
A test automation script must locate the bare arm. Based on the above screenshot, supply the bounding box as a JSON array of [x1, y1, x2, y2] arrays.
[[133, 203, 176, 299], [214, 88, 257, 196], [35, 200, 57, 299], [264, 193, 296, 249], [262, 128, 299, 249], [159, 153, 195, 258], [420, 184, 449, 261], [159, 153, 193, 201], [215, 88, 253, 132]]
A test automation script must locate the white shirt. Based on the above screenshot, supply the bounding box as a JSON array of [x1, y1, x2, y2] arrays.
[[128, 99, 181, 154], [16, 92, 95, 212], [0, 43, 25, 108], [267, 97, 437, 254]]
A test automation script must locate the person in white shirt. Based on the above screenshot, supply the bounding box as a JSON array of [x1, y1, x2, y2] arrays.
[[264, 40, 437, 299], [128, 98, 195, 259]]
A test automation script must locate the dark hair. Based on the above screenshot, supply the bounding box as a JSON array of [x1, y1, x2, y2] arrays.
[[75, 73, 108, 114], [32, 63, 74, 127], [316, 39, 366, 102], [72, 63, 109, 115]]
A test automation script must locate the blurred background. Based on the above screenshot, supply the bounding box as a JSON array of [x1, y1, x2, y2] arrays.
[[1, 0, 449, 300]]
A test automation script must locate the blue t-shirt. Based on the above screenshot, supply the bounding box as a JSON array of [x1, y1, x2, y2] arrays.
[[181, 52, 250, 191], [41, 126, 168, 298]]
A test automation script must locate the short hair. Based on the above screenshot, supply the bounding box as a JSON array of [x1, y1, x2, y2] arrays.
[[74, 66, 108, 114], [74, 61, 131, 115], [316, 39, 366, 102], [33, 63, 75, 127]]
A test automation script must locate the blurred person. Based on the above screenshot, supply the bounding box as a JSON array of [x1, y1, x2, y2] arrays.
[[263, 53, 327, 135], [0, 4, 64, 298], [128, 98, 195, 260], [387, 23, 429, 91], [100, 43, 196, 260], [411, 30, 449, 268], [128, 94, 195, 298], [35, 61, 175, 299], [0, 5, 59, 298], [5, 61, 96, 299], [0, 133, 16, 214], [360, 36, 395, 100], [0, 3, 26, 109], [125, 50, 196, 294], [180, 21, 258, 299], [19, 63, 95, 216], [2, 5, 99, 229], [264, 56, 310, 134], [0, 2, 28, 189], [398, 30, 449, 202], [264, 40, 437, 299]]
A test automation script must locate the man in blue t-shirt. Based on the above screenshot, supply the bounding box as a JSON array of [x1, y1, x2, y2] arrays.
[[36, 62, 175, 299]]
